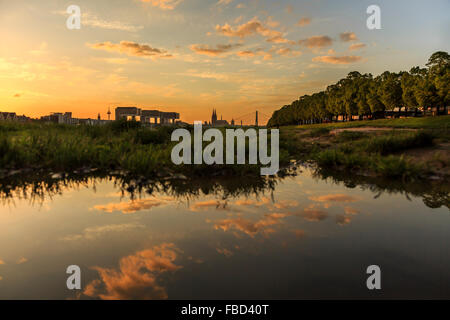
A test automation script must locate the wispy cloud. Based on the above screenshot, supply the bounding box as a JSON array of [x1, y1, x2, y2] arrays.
[[349, 43, 366, 51], [190, 43, 242, 56], [340, 32, 358, 42], [217, 0, 234, 5], [61, 223, 143, 241], [93, 196, 175, 214], [299, 36, 333, 48], [54, 11, 143, 32], [87, 41, 173, 59], [83, 13, 144, 32], [297, 17, 311, 27], [140, 0, 184, 10], [215, 17, 291, 43], [312, 55, 362, 64]]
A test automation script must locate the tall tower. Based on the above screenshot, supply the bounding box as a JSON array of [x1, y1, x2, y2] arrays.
[[212, 109, 217, 125], [107, 107, 111, 121], [255, 110, 258, 127]]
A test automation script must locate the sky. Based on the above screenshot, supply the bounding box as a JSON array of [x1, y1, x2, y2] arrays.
[[0, 0, 449, 124]]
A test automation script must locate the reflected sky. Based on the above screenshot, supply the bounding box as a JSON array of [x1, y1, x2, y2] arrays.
[[0, 167, 449, 299]]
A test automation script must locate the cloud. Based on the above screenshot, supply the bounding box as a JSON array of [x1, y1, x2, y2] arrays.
[[213, 213, 288, 237], [312, 55, 362, 64], [176, 70, 230, 81], [215, 18, 291, 43], [87, 41, 173, 59], [310, 194, 360, 203], [344, 207, 360, 215], [336, 207, 361, 226], [276, 47, 302, 57], [17, 257, 28, 264], [236, 3, 246, 8], [234, 197, 271, 207], [93, 196, 174, 214], [0, 259, 5, 265], [61, 223, 143, 241], [140, 0, 183, 10], [13, 93, 21, 98], [190, 200, 228, 211], [340, 32, 358, 42], [217, 0, 234, 5], [336, 214, 352, 226], [54, 11, 143, 32], [190, 43, 241, 56], [292, 229, 305, 239], [273, 199, 299, 209], [84, 243, 181, 300], [349, 43, 366, 51], [299, 36, 333, 48], [83, 13, 144, 32], [297, 17, 311, 27], [216, 248, 234, 257], [300, 207, 328, 222], [236, 49, 273, 60]]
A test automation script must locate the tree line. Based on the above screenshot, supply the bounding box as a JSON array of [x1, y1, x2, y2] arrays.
[[268, 51, 449, 127]]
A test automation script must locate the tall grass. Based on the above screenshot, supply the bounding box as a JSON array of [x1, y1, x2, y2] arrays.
[[363, 131, 434, 155], [0, 121, 283, 177]]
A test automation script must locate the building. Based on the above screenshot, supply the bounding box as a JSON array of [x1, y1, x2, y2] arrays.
[[115, 107, 180, 125], [211, 109, 229, 127], [39, 112, 112, 125], [40, 112, 76, 124], [0, 112, 30, 122]]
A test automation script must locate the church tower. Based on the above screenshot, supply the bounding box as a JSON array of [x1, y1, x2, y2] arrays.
[[212, 109, 217, 125]]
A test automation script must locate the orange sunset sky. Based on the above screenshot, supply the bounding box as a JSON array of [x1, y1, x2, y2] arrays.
[[0, 0, 448, 124]]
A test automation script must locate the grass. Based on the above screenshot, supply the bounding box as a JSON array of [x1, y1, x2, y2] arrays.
[[279, 116, 449, 180], [308, 127, 330, 137], [363, 131, 435, 155], [0, 116, 448, 181], [0, 120, 285, 178], [294, 115, 450, 130]]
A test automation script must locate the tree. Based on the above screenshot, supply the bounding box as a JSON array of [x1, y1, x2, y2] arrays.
[[378, 72, 402, 112], [401, 71, 419, 113], [268, 51, 448, 127]]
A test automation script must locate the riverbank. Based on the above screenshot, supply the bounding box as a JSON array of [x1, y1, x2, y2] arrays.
[[0, 117, 449, 182], [280, 116, 450, 181], [0, 120, 272, 179]]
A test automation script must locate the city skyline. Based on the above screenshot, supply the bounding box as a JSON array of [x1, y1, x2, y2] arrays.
[[0, 0, 449, 123]]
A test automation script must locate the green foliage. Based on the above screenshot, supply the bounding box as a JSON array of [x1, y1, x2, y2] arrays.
[[309, 127, 330, 137], [363, 131, 435, 155], [334, 131, 367, 142], [268, 51, 449, 127], [109, 118, 141, 133]]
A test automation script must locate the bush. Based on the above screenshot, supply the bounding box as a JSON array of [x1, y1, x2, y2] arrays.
[[309, 127, 330, 137], [364, 131, 434, 155], [109, 119, 141, 133], [335, 131, 366, 142]]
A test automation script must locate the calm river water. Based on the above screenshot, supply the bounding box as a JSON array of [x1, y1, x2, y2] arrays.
[[0, 167, 449, 299]]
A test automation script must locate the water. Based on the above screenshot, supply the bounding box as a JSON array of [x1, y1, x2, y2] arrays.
[[0, 167, 448, 299]]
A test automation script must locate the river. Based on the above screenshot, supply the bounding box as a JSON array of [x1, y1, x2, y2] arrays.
[[0, 166, 448, 299]]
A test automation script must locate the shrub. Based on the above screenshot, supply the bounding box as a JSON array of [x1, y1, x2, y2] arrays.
[[309, 127, 330, 137], [364, 131, 434, 155]]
